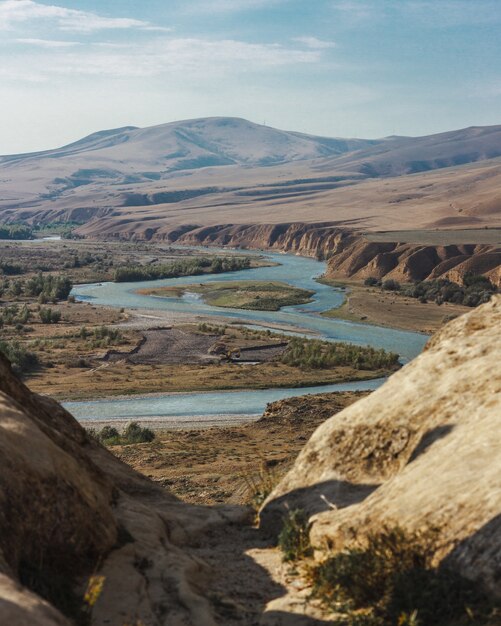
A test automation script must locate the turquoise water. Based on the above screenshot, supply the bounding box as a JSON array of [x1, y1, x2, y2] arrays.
[[66, 378, 384, 421], [67, 248, 427, 422], [72, 249, 427, 360]]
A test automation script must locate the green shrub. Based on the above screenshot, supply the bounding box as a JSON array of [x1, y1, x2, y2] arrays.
[[364, 277, 380, 286], [382, 279, 401, 291], [122, 421, 155, 443], [278, 509, 312, 562], [281, 338, 399, 370], [400, 276, 497, 308], [39, 308, 61, 324], [114, 256, 251, 282], [0, 340, 39, 374], [87, 422, 155, 446], [309, 526, 496, 626]]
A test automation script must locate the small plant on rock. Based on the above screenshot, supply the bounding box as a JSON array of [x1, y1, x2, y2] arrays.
[[278, 508, 312, 562]]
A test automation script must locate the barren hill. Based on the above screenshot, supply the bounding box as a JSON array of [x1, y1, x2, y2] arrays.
[[2, 118, 501, 234]]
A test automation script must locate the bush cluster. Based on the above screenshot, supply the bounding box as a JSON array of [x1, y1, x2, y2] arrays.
[[39, 308, 61, 324], [77, 325, 122, 348], [281, 338, 399, 370], [25, 274, 73, 302], [87, 422, 155, 445], [114, 256, 251, 282], [0, 223, 33, 240], [0, 261, 25, 276], [309, 526, 496, 626], [0, 340, 39, 374], [0, 304, 31, 327], [364, 274, 497, 307]]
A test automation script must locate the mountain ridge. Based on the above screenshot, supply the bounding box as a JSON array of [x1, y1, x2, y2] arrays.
[[2, 117, 501, 234]]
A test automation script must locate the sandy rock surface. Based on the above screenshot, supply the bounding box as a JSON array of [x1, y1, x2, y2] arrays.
[[0, 352, 247, 625], [261, 296, 501, 597]]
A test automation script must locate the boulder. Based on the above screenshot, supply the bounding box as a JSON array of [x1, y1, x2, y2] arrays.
[[261, 296, 501, 597]]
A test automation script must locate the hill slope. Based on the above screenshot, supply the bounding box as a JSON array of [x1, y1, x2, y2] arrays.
[[2, 119, 501, 233]]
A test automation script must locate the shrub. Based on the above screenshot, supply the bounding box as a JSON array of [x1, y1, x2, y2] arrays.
[[278, 509, 312, 562], [280, 337, 399, 370], [382, 279, 401, 291], [39, 308, 61, 324], [309, 526, 496, 626], [0, 340, 39, 374], [364, 277, 380, 286], [114, 256, 251, 282], [122, 421, 155, 443], [87, 422, 155, 446]]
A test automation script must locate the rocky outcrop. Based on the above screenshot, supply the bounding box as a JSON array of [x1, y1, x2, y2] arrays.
[[0, 354, 246, 625], [261, 296, 501, 598], [160, 221, 501, 286], [168, 221, 356, 260], [325, 238, 501, 286]]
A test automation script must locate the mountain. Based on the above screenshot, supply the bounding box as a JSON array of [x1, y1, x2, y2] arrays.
[[1, 117, 501, 234]]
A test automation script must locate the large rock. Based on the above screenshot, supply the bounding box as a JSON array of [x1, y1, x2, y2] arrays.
[[261, 296, 501, 597], [0, 353, 245, 625]]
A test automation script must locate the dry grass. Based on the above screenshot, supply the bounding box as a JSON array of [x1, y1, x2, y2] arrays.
[[321, 280, 469, 333], [110, 390, 369, 505]]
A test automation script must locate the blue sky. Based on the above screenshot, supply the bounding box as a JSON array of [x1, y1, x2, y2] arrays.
[[1, 0, 501, 153]]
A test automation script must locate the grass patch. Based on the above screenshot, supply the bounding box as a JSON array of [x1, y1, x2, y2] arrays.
[[142, 280, 314, 311], [309, 526, 498, 626]]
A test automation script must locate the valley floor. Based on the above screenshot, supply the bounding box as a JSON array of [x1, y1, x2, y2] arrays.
[[321, 280, 470, 333], [110, 391, 367, 506]]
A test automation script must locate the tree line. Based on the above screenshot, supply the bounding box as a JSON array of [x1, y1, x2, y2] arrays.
[[114, 256, 251, 282]]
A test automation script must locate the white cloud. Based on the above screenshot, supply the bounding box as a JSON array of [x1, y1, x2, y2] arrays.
[[181, 0, 286, 14], [15, 37, 80, 47], [2, 36, 324, 82], [294, 36, 336, 49], [0, 0, 168, 32], [331, 1, 375, 21]]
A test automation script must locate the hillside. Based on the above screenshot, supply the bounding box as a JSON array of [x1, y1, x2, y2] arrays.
[[2, 118, 501, 234]]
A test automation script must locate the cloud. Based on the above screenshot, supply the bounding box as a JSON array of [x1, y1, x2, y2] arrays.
[[2, 36, 324, 82], [294, 36, 336, 49], [0, 0, 169, 32], [331, 1, 375, 21], [181, 0, 286, 14], [15, 37, 80, 47]]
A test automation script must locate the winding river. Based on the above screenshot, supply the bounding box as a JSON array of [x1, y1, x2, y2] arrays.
[[67, 249, 428, 422]]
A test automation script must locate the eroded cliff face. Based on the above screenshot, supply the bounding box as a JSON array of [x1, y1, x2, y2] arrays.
[[261, 296, 501, 598], [163, 222, 501, 286], [325, 238, 501, 286], [0, 354, 245, 625], [169, 222, 356, 261]]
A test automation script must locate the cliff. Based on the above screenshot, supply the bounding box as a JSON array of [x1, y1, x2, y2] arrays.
[[0, 353, 245, 625], [163, 221, 501, 286], [261, 295, 501, 599]]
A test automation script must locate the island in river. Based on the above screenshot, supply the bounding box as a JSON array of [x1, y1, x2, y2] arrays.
[[137, 280, 315, 311]]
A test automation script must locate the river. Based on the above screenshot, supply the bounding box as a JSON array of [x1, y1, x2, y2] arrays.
[[67, 248, 428, 422]]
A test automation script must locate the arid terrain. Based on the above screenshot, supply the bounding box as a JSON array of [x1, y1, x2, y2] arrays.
[[2, 119, 501, 239]]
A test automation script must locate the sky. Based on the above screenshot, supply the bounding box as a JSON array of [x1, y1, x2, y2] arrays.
[[1, 0, 501, 154]]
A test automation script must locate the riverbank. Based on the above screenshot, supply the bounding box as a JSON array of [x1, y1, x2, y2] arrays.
[[104, 389, 370, 505], [319, 278, 469, 334]]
